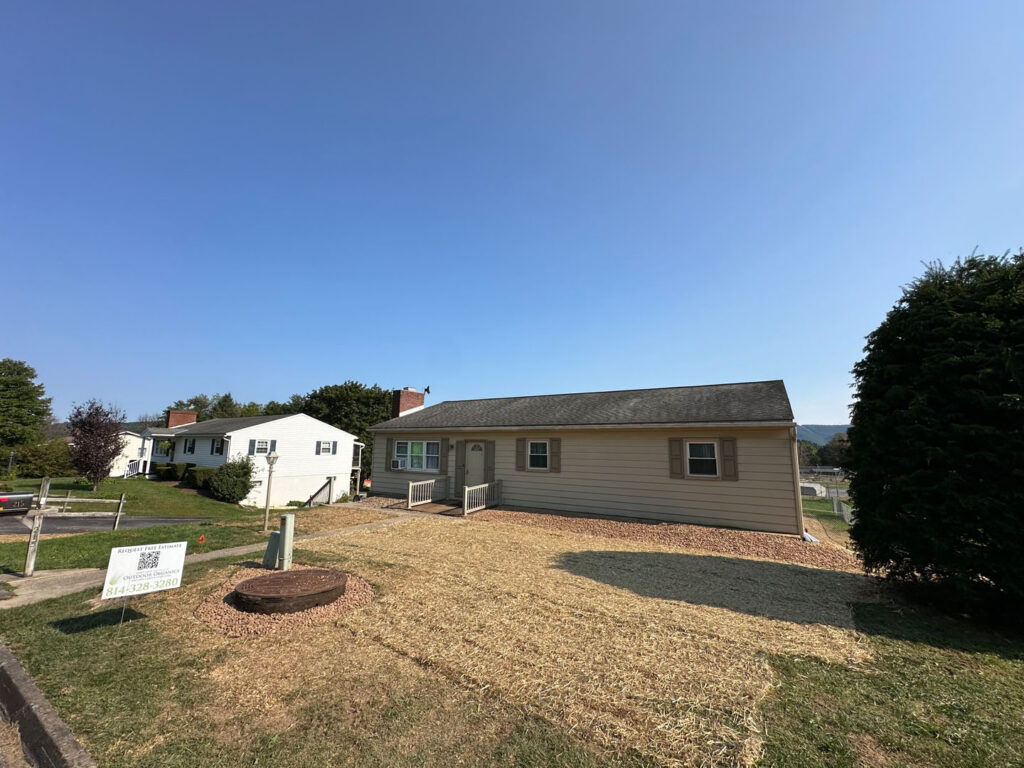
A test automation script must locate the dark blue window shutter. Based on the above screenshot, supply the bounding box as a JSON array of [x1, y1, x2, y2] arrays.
[[210, 439, 215, 455], [248, 440, 256, 456], [315, 442, 321, 455], [331, 441, 337, 455], [269, 440, 277, 453]]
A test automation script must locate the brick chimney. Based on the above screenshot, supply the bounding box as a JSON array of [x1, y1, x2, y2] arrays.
[[391, 387, 425, 418], [167, 409, 198, 428]]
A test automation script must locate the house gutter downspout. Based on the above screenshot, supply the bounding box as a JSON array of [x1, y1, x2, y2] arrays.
[[789, 426, 805, 536]]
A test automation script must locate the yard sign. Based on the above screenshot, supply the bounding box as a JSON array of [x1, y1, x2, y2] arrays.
[[101, 541, 187, 600]]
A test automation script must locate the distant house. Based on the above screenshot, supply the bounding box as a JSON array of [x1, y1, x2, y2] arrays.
[[369, 381, 804, 534], [49, 420, 161, 478], [143, 410, 361, 506]]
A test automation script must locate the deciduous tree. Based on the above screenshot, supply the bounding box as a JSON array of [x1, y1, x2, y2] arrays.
[[68, 400, 126, 490]]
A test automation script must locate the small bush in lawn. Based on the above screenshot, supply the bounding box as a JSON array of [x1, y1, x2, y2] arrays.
[[161, 467, 178, 481], [151, 462, 171, 474], [286, 500, 305, 507], [188, 466, 217, 490], [208, 457, 255, 504]]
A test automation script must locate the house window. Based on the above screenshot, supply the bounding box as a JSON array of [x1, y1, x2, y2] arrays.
[[255, 440, 269, 455], [211, 438, 224, 455], [528, 441, 549, 470], [394, 441, 440, 471], [686, 442, 718, 477], [183, 439, 196, 455], [318, 439, 333, 454]]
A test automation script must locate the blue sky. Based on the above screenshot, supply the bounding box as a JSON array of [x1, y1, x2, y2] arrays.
[[3, 2, 1021, 425]]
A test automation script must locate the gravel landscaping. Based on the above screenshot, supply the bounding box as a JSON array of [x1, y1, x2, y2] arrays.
[[348, 494, 408, 511], [195, 564, 375, 638], [474, 507, 861, 571]]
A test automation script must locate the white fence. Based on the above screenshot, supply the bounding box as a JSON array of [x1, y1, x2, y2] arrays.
[[407, 477, 450, 508], [462, 481, 502, 515], [124, 459, 142, 478]]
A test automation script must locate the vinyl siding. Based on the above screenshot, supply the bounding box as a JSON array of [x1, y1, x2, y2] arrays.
[[230, 414, 358, 506], [109, 433, 147, 476], [371, 427, 801, 534], [166, 437, 228, 469]]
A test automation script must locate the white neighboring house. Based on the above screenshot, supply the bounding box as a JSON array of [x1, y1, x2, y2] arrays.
[[143, 411, 361, 506], [110, 430, 149, 477]]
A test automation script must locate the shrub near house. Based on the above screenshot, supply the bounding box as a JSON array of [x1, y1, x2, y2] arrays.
[[207, 457, 255, 504]]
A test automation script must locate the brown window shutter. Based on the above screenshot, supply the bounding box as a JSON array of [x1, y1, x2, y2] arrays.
[[549, 438, 561, 473], [385, 437, 394, 472], [721, 437, 738, 481], [668, 438, 684, 478], [515, 438, 526, 471], [455, 440, 466, 490], [439, 437, 450, 474], [484, 440, 496, 483]]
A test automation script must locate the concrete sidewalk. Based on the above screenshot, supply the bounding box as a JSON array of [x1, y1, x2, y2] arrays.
[[0, 508, 426, 610]]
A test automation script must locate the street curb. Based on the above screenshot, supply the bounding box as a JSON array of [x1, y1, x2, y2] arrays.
[[0, 642, 96, 768]]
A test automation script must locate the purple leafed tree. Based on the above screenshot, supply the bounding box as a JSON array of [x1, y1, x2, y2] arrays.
[[68, 400, 126, 490]]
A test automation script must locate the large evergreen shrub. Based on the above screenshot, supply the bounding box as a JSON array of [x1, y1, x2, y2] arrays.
[[207, 457, 255, 504], [187, 466, 217, 490], [848, 253, 1024, 618], [13, 439, 73, 477]]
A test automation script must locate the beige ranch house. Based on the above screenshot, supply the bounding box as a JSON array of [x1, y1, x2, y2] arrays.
[[369, 381, 805, 535]]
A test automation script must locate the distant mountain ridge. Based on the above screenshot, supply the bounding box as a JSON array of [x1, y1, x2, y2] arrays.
[[797, 424, 850, 445]]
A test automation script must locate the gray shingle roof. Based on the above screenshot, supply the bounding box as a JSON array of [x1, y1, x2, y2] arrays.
[[370, 380, 794, 431], [145, 414, 292, 437]]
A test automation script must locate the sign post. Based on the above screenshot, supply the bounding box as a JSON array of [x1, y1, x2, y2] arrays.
[[24, 514, 43, 577]]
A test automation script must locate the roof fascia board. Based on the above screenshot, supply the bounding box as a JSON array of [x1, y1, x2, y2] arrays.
[[370, 420, 796, 432]]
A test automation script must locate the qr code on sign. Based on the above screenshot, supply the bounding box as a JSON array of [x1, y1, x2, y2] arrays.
[[137, 551, 160, 571]]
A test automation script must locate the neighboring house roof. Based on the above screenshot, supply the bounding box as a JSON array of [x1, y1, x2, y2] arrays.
[[370, 380, 794, 431], [46, 420, 160, 439], [146, 414, 293, 438]]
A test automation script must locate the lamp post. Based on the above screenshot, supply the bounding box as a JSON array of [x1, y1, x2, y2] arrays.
[[263, 450, 279, 532]]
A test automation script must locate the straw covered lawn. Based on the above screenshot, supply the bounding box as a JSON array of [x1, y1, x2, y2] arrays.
[[298, 517, 873, 767]]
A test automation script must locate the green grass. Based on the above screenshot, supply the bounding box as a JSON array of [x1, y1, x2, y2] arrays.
[[0, 555, 653, 768], [759, 602, 1024, 767], [0, 520, 266, 574], [9, 476, 248, 519], [801, 499, 851, 541]]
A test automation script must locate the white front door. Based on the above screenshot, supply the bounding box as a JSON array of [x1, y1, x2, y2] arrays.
[[465, 442, 486, 486]]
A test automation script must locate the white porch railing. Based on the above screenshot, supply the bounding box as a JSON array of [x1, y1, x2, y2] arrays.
[[408, 477, 450, 508], [124, 460, 141, 478], [462, 480, 502, 515]]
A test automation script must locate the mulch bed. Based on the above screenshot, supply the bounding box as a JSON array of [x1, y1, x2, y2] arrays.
[[474, 507, 861, 572], [195, 564, 375, 637], [348, 495, 409, 511]]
